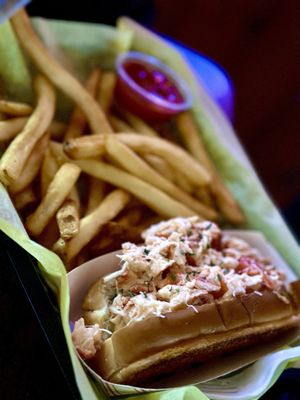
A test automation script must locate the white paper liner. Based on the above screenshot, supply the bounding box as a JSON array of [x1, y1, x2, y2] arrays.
[[68, 230, 300, 398]]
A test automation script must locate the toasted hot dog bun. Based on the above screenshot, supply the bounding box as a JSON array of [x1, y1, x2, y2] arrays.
[[75, 218, 300, 386], [95, 285, 300, 385]]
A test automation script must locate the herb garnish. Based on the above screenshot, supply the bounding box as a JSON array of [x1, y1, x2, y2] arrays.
[[143, 248, 150, 255], [170, 273, 177, 282]]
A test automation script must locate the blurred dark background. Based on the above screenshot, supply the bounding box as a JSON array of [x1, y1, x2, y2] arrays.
[[27, 0, 300, 234], [153, 0, 300, 226]]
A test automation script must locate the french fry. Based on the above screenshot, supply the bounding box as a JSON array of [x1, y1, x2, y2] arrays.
[[63, 134, 105, 159], [13, 186, 37, 211], [50, 141, 71, 165], [176, 111, 208, 162], [52, 237, 68, 262], [11, 9, 113, 134], [43, 144, 81, 222], [117, 134, 211, 186], [108, 114, 133, 133], [84, 68, 102, 95], [64, 133, 211, 186], [9, 133, 49, 194], [85, 177, 106, 215], [172, 168, 195, 194], [193, 186, 214, 207], [1, 13, 245, 273], [55, 187, 80, 251], [211, 182, 245, 225], [61, 68, 105, 216], [0, 118, 66, 142], [56, 199, 80, 240], [44, 142, 80, 238], [65, 68, 101, 140], [97, 71, 116, 113], [142, 154, 175, 182], [0, 117, 28, 141], [75, 159, 197, 218], [176, 111, 244, 224], [49, 141, 81, 220], [63, 67, 106, 215], [0, 75, 55, 186], [66, 189, 131, 262], [26, 163, 81, 236], [105, 135, 218, 219], [40, 147, 59, 197], [54, 157, 80, 239], [120, 109, 159, 137], [0, 100, 32, 116], [68, 186, 81, 210]]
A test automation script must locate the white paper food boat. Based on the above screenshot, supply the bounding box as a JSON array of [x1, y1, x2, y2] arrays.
[[68, 230, 300, 399]]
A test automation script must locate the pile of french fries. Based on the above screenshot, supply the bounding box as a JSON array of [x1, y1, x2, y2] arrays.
[[0, 8, 244, 270]]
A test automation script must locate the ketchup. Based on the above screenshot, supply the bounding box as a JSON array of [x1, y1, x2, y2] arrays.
[[115, 52, 192, 122], [124, 61, 185, 105]]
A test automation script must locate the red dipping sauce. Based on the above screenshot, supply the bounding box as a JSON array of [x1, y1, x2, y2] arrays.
[[115, 52, 192, 122]]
